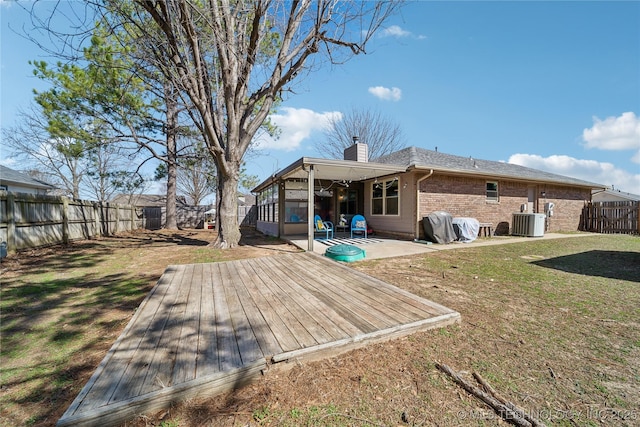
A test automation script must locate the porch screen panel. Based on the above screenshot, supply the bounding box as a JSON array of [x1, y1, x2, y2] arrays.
[[285, 180, 308, 223]]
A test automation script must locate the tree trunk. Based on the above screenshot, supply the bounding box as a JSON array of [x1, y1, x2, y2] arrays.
[[164, 86, 179, 230], [212, 170, 240, 248]]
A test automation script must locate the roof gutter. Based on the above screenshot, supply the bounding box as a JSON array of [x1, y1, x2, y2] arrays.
[[415, 169, 434, 239], [407, 165, 605, 190]]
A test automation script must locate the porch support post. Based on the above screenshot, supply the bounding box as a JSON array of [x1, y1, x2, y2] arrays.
[[307, 165, 314, 251]]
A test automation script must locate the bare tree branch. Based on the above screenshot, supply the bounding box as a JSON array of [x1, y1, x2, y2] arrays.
[[319, 107, 407, 160]]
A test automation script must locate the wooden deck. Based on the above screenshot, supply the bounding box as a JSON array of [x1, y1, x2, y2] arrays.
[[57, 252, 460, 427]]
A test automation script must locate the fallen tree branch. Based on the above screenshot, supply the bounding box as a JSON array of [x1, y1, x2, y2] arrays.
[[435, 362, 538, 427], [473, 372, 547, 427]]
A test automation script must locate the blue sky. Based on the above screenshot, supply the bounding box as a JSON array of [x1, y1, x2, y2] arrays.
[[2, 1, 639, 196]]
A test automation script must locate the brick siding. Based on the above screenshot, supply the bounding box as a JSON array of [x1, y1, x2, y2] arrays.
[[418, 174, 590, 235]]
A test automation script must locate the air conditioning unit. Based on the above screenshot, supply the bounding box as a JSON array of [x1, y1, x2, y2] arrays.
[[511, 213, 546, 237]]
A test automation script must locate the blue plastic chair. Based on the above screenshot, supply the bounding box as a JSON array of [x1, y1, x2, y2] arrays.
[[350, 214, 368, 238], [314, 215, 334, 239]]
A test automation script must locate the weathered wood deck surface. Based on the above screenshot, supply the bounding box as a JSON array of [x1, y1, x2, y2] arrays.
[[58, 252, 460, 427]]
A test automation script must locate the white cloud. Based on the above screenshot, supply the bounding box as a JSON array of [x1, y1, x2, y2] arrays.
[[379, 25, 426, 40], [254, 107, 342, 151], [509, 153, 640, 193], [368, 86, 402, 102], [582, 112, 640, 163], [381, 25, 411, 38]]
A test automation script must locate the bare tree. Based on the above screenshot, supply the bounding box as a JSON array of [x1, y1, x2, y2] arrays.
[[2, 105, 146, 201], [319, 107, 406, 160], [3, 105, 86, 199], [98, 0, 402, 248], [84, 143, 146, 202], [176, 138, 217, 206]]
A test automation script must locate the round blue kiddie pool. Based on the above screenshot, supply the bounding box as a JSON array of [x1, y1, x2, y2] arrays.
[[324, 244, 365, 262]]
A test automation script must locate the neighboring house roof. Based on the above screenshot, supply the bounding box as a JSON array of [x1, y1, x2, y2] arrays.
[[592, 189, 640, 202], [374, 147, 604, 188], [0, 164, 56, 191]]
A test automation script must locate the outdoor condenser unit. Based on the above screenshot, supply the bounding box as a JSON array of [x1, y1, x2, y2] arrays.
[[511, 213, 546, 237]]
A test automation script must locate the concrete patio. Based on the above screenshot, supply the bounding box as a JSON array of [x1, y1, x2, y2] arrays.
[[285, 232, 594, 260]]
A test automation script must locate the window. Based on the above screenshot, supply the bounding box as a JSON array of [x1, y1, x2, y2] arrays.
[[372, 178, 400, 216], [386, 179, 399, 215], [258, 184, 279, 222], [372, 182, 384, 215], [486, 181, 499, 202]]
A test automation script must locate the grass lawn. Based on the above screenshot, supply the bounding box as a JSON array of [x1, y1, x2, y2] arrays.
[[1, 231, 638, 426]]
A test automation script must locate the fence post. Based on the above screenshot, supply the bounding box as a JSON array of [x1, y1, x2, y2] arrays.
[[93, 202, 99, 237], [62, 197, 70, 244], [115, 204, 119, 234], [6, 193, 16, 255]]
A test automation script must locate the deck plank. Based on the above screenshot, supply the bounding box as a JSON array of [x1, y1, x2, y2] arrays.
[[223, 261, 265, 365], [246, 257, 318, 349], [196, 263, 220, 377], [214, 262, 243, 371], [232, 260, 283, 357], [172, 263, 204, 384]]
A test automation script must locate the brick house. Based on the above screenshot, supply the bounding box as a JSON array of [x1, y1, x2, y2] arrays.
[[252, 144, 605, 247]]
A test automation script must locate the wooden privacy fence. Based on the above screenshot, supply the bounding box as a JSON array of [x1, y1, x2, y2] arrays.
[[0, 191, 259, 254], [0, 191, 142, 255], [142, 206, 211, 230], [581, 201, 639, 235], [140, 205, 256, 230]]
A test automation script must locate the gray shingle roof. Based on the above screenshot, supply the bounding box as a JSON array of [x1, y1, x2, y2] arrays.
[[0, 165, 55, 190], [374, 147, 604, 188]]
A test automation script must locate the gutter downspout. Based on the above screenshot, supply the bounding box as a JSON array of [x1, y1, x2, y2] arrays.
[[415, 170, 434, 239]]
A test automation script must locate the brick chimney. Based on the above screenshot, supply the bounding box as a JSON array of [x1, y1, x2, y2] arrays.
[[343, 136, 369, 162]]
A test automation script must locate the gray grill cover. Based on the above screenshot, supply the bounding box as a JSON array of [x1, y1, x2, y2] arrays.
[[423, 211, 456, 244], [452, 217, 480, 242]]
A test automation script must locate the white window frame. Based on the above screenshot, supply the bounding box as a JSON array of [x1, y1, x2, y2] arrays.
[[371, 178, 400, 216]]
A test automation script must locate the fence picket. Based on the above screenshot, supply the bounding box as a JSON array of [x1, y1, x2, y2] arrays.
[[581, 201, 639, 235]]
